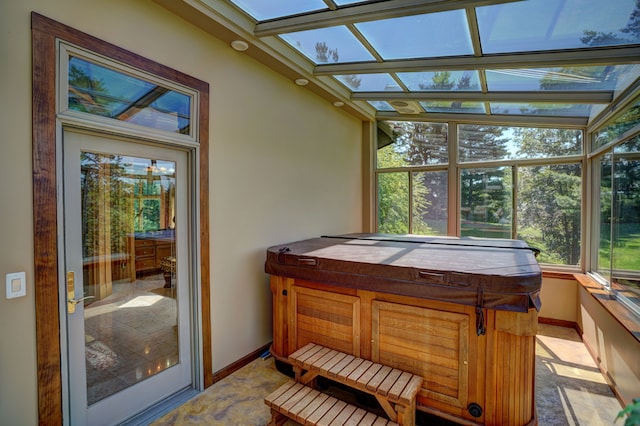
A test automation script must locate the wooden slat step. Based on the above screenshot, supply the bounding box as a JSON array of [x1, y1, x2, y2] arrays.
[[265, 380, 398, 426], [289, 343, 423, 405]]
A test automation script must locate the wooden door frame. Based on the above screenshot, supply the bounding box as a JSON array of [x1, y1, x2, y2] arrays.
[[31, 12, 212, 423]]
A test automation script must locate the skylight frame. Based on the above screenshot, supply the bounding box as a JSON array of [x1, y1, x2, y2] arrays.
[[229, 0, 640, 123]]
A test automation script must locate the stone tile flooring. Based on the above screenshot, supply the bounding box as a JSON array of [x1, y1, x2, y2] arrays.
[[84, 274, 178, 405], [151, 323, 622, 426]]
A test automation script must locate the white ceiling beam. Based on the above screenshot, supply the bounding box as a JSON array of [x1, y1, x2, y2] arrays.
[[375, 111, 588, 127], [314, 46, 640, 74], [352, 91, 613, 103]]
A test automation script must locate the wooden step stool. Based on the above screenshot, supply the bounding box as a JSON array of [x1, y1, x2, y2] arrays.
[[264, 343, 422, 426], [265, 380, 397, 426]]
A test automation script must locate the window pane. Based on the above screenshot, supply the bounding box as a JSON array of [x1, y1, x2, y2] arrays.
[[412, 171, 448, 236], [420, 102, 485, 114], [397, 71, 481, 91], [597, 154, 613, 280], [355, 10, 473, 60], [460, 167, 512, 239], [369, 101, 395, 111], [486, 65, 639, 92], [334, 74, 398, 92], [459, 125, 582, 162], [279, 26, 375, 65], [68, 56, 192, 135], [517, 163, 582, 265], [378, 172, 409, 234], [476, 0, 640, 53], [490, 102, 592, 117], [612, 138, 640, 307], [228, 0, 326, 21], [376, 121, 448, 168], [593, 97, 640, 149]]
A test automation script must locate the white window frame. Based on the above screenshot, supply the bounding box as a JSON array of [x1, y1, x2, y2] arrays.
[[58, 42, 199, 147]]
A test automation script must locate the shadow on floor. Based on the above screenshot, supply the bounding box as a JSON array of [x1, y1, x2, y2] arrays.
[[151, 324, 622, 426]]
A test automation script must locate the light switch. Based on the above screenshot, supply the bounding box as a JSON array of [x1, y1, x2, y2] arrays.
[[6, 272, 26, 299]]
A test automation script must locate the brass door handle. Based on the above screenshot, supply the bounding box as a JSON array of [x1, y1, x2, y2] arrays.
[[66, 271, 95, 313], [68, 295, 95, 313], [68, 295, 95, 306]]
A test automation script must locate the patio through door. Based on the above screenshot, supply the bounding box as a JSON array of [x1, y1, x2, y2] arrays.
[[62, 129, 192, 425]]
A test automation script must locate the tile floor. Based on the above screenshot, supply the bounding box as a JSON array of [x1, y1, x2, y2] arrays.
[[151, 323, 623, 426], [84, 273, 178, 404]]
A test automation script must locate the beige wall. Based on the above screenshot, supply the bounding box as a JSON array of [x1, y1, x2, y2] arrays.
[[579, 286, 640, 406], [0, 0, 362, 423], [538, 277, 578, 323]]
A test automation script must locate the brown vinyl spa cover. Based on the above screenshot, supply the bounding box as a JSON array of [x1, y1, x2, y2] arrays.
[[265, 233, 542, 313]]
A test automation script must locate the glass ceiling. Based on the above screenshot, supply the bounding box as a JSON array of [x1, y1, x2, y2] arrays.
[[228, 0, 640, 124]]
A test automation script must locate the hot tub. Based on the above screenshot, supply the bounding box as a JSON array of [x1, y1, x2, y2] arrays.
[[266, 233, 541, 425]]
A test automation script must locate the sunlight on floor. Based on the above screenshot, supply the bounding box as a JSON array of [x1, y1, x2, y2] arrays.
[[151, 323, 622, 426]]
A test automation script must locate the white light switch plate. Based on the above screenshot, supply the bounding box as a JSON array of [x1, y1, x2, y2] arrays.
[[6, 272, 26, 299]]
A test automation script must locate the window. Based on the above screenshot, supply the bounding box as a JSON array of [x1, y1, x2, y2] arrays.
[[59, 44, 196, 141], [517, 163, 582, 265], [377, 122, 449, 236], [593, 131, 640, 315], [460, 167, 512, 239], [376, 121, 583, 266]]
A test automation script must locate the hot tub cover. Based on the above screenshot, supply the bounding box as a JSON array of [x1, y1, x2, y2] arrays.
[[265, 233, 542, 313]]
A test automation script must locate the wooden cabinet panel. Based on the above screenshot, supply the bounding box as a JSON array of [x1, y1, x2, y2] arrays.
[[128, 234, 175, 275], [289, 285, 360, 357], [135, 257, 156, 271], [156, 243, 173, 264], [372, 300, 469, 413], [270, 277, 537, 425], [135, 246, 155, 258]]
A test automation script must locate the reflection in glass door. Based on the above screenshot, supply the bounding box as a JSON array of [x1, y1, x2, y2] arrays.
[[64, 131, 191, 425]]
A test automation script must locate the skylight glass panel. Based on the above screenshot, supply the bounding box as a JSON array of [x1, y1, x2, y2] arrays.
[[420, 102, 486, 114], [477, 0, 640, 53], [368, 101, 395, 111], [354, 10, 473, 59], [280, 26, 375, 65], [334, 0, 370, 5], [398, 71, 481, 91], [486, 65, 638, 91], [490, 103, 592, 117], [334, 74, 399, 92], [228, 0, 327, 21]]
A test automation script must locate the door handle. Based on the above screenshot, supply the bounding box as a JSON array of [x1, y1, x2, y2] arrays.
[[66, 271, 95, 314]]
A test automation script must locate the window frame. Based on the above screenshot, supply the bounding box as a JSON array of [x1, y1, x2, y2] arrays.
[[589, 113, 640, 318], [374, 120, 586, 270], [58, 43, 199, 145]]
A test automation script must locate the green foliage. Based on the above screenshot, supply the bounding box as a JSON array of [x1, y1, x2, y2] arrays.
[[377, 148, 409, 234], [519, 166, 581, 264], [80, 153, 134, 257], [515, 128, 582, 265], [68, 65, 112, 116], [616, 398, 640, 426], [378, 173, 409, 234]]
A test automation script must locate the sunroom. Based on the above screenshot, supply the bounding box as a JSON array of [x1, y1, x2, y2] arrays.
[[1, 0, 639, 425]]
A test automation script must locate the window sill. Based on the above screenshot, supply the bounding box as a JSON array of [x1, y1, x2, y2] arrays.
[[574, 273, 640, 344], [542, 270, 577, 280]]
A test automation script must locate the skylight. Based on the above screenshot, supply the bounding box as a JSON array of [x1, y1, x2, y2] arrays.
[[227, 0, 640, 124]]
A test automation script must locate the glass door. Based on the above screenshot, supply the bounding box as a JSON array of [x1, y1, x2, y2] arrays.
[[63, 130, 192, 425]]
